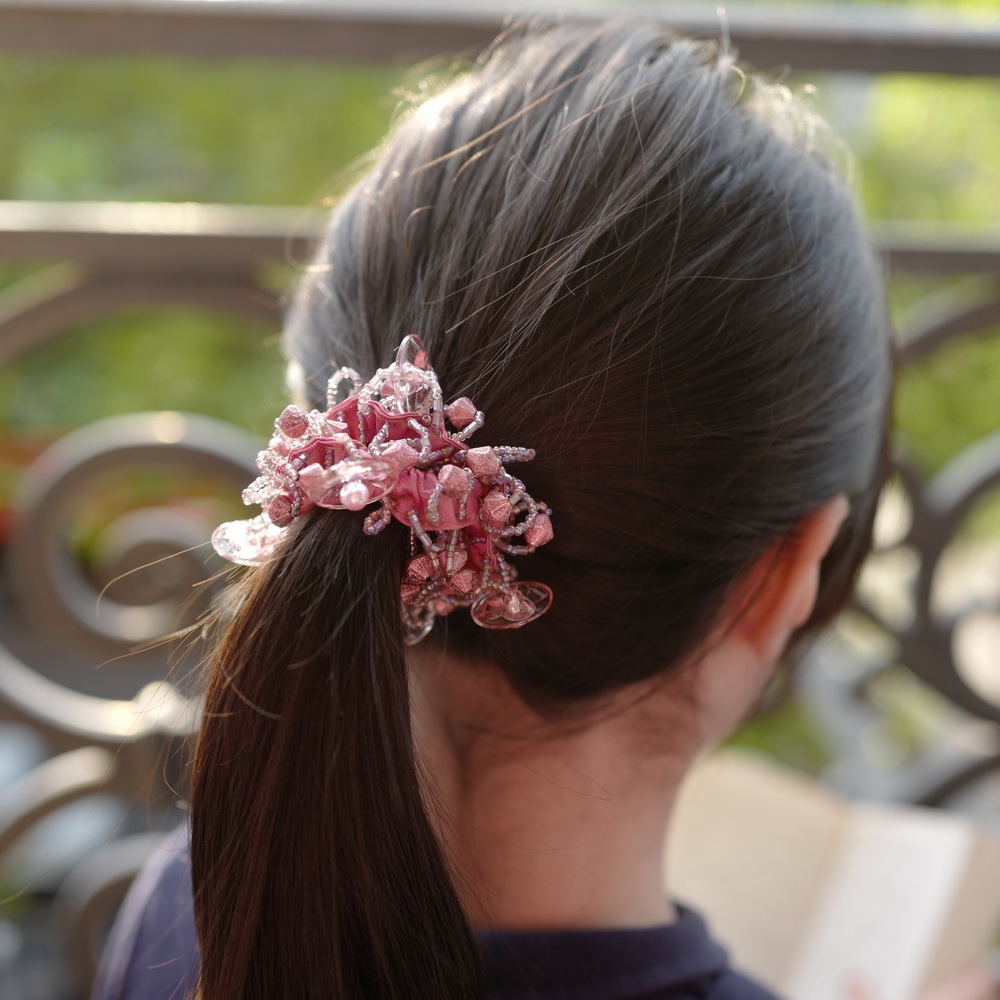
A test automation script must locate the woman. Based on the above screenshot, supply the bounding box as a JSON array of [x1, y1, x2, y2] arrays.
[[96, 19, 893, 1000]]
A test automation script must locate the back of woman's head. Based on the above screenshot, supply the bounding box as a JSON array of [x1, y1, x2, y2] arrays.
[[287, 19, 890, 700], [192, 19, 892, 1000]]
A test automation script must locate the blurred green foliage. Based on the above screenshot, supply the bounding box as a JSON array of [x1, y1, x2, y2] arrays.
[[1, 9, 1000, 774], [0, 57, 404, 204], [729, 698, 832, 775], [0, 54, 410, 499], [0, 36, 998, 481]]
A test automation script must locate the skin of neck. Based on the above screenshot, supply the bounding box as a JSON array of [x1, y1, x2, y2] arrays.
[[406, 498, 848, 932], [409, 646, 750, 932]]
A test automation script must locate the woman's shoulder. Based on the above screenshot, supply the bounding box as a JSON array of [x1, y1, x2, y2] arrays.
[[91, 824, 199, 1000], [90, 828, 782, 1000]]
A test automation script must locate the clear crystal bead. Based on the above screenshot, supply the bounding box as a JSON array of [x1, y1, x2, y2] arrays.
[[470, 582, 553, 630], [211, 515, 286, 567]]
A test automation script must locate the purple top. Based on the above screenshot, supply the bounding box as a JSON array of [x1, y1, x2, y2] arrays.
[[92, 826, 780, 1000]]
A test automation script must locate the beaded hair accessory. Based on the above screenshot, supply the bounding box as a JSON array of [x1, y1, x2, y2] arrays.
[[212, 336, 553, 645]]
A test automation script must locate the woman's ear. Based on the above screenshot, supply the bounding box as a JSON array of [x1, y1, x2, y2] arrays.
[[690, 496, 851, 750], [735, 494, 851, 665]]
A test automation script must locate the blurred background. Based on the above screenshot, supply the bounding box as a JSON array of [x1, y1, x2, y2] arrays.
[[1, 0, 1000, 996]]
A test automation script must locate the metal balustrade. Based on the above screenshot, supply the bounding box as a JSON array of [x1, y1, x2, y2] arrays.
[[0, 0, 999, 76], [0, 3, 999, 995]]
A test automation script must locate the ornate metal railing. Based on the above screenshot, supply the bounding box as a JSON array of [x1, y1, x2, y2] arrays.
[[2, 0, 1000, 75], [1, 3, 1000, 995]]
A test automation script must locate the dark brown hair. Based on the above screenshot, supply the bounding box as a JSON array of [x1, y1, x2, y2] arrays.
[[191, 20, 891, 1000]]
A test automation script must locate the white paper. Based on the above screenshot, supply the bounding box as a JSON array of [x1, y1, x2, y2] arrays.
[[785, 805, 972, 1000]]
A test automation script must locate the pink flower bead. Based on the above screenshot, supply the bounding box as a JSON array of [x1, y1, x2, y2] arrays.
[[448, 568, 478, 595], [439, 464, 471, 497], [265, 494, 295, 528], [525, 512, 553, 547], [481, 490, 512, 526], [276, 405, 310, 438], [381, 440, 421, 471], [407, 555, 436, 581], [442, 550, 468, 573], [466, 446, 500, 477], [446, 397, 478, 428]]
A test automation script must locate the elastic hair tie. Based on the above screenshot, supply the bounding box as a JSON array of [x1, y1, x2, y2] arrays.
[[212, 336, 554, 644]]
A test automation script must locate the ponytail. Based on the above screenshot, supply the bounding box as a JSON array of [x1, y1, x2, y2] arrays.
[[190, 510, 484, 999]]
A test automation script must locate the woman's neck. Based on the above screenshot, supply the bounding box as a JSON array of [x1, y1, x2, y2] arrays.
[[410, 653, 698, 931]]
